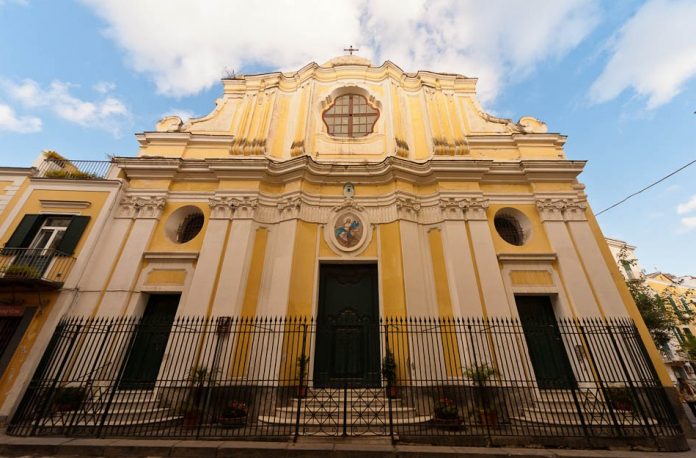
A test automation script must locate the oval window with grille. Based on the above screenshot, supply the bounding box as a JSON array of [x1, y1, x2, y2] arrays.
[[165, 206, 205, 244], [493, 208, 530, 246], [177, 212, 204, 243]]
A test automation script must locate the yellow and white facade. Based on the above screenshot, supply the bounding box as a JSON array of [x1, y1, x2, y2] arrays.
[[0, 56, 677, 423]]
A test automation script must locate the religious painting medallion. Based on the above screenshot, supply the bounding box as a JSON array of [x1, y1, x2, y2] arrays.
[[325, 206, 371, 255], [334, 212, 363, 248]]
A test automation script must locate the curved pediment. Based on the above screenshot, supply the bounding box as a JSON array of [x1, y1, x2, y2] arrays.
[[144, 58, 562, 162]]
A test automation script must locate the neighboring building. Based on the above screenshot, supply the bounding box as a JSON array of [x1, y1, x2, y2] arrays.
[[606, 237, 696, 383], [0, 56, 688, 449]]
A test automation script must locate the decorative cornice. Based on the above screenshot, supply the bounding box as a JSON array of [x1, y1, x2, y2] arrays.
[[118, 195, 166, 219], [332, 198, 365, 213], [497, 253, 558, 263], [143, 251, 199, 261], [39, 200, 91, 209], [536, 197, 587, 222]]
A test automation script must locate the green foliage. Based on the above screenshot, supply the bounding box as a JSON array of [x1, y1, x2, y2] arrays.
[[2, 264, 41, 279], [681, 336, 696, 361], [296, 354, 309, 380], [433, 397, 458, 420], [617, 248, 677, 349], [382, 350, 397, 385], [464, 363, 497, 385], [220, 400, 248, 418], [44, 169, 97, 180]]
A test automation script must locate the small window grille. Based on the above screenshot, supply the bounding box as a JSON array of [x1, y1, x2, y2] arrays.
[[494, 215, 523, 246], [322, 94, 379, 138], [177, 213, 204, 243]]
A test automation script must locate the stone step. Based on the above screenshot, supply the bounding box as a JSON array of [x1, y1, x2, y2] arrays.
[[92, 390, 157, 403], [76, 407, 174, 423], [291, 398, 402, 408], [64, 415, 183, 427], [258, 414, 432, 426], [84, 399, 160, 411], [274, 406, 417, 419]]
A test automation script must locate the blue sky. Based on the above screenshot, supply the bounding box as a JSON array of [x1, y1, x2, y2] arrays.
[[0, 0, 694, 275]]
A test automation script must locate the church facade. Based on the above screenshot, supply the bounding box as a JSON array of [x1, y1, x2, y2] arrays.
[[0, 56, 688, 448]]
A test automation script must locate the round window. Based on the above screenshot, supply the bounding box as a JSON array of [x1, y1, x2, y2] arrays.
[[493, 208, 530, 246], [165, 206, 205, 244]]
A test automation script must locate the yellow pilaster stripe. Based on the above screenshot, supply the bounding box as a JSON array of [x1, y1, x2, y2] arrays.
[[231, 227, 268, 377], [380, 222, 410, 381], [281, 221, 318, 383], [286, 221, 317, 316], [408, 95, 428, 159], [428, 228, 462, 377]]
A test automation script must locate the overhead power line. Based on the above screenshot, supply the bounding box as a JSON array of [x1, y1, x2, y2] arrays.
[[595, 158, 696, 216]]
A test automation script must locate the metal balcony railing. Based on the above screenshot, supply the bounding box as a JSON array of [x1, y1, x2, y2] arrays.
[[0, 248, 75, 287], [36, 159, 113, 180]]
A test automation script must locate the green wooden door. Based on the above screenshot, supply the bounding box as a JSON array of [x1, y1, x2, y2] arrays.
[[119, 294, 179, 390], [314, 264, 380, 388], [516, 295, 576, 390]]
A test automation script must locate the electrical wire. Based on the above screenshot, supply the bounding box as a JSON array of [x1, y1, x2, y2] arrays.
[[595, 158, 696, 216]]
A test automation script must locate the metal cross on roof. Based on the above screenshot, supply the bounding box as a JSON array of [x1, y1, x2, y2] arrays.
[[344, 45, 359, 55]]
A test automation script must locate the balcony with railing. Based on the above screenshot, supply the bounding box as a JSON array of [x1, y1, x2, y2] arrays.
[[36, 158, 113, 180], [0, 248, 75, 289]]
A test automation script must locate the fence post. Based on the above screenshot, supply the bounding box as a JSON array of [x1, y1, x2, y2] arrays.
[[384, 318, 395, 443], [293, 319, 307, 442]]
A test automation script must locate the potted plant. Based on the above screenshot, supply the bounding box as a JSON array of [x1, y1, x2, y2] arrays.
[[296, 355, 310, 398], [382, 350, 398, 398], [51, 386, 86, 413], [2, 264, 41, 279], [181, 365, 213, 427], [433, 397, 460, 427], [218, 400, 248, 428], [465, 363, 498, 426]]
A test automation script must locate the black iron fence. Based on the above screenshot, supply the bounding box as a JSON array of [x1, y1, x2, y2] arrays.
[[7, 315, 684, 449], [36, 159, 112, 180], [0, 248, 76, 286]]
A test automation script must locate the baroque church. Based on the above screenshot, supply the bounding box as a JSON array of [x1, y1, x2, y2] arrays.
[[0, 54, 688, 449]]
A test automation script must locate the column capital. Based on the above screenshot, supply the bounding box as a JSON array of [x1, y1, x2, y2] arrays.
[[208, 195, 258, 220], [460, 197, 489, 221], [395, 196, 421, 221], [117, 195, 166, 219], [536, 198, 587, 222]]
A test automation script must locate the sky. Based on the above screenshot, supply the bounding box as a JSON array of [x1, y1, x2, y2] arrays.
[[0, 0, 694, 275]]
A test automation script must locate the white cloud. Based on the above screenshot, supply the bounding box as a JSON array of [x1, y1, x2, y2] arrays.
[[590, 0, 696, 109], [677, 194, 696, 215], [81, 0, 598, 102], [680, 216, 696, 232], [2, 79, 130, 135], [93, 81, 116, 93], [0, 103, 42, 133], [162, 109, 197, 122]]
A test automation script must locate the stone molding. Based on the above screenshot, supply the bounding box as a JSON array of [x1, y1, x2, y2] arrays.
[[536, 198, 588, 222], [117, 195, 166, 219]]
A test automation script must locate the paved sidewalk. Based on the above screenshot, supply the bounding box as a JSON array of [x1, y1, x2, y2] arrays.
[[0, 435, 694, 458]]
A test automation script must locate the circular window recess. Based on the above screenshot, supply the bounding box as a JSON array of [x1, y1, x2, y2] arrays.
[[165, 206, 205, 244], [493, 208, 531, 246]]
